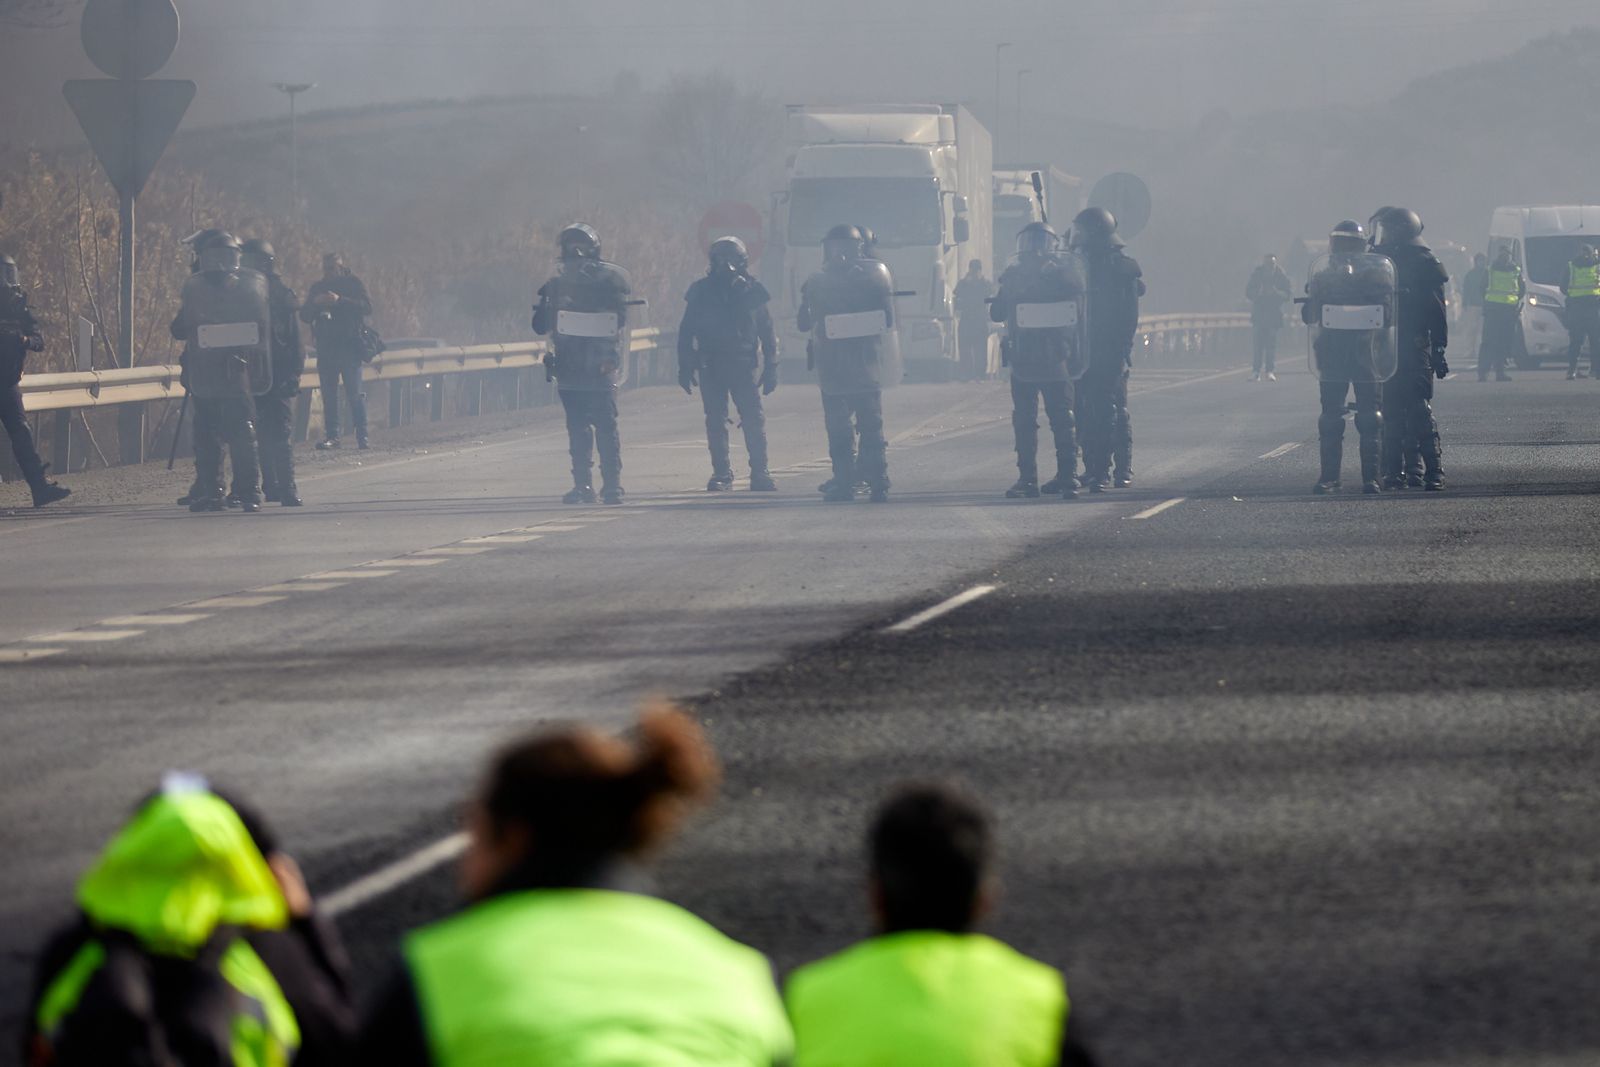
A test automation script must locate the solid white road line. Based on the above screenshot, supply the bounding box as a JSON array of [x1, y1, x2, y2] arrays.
[[322, 832, 470, 918], [308, 570, 395, 580], [883, 585, 998, 635], [412, 546, 495, 556], [186, 595, 289, 609], [0, 648, 67, 663], [98, 613, 212, 626], [28, 629, 145, 642], [1127, 497, 1187, 520], [370, 558, 447, 568], [1259, 442, 1303, 460], [460, 534, 542, 544], [253, 582, 348, 593], [521, 523, 586, 531]]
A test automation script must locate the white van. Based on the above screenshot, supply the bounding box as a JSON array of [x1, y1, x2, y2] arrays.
[[1487, 205, 1600, 366]]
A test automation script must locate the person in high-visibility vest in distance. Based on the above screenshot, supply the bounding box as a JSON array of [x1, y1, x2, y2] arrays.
[[786, 783, 1091, 1067], [355, 703, 795, 1067], [25, 776, 303, 1067], [1478, 247, 1524, 382], [1561, 244, 1600, 379]]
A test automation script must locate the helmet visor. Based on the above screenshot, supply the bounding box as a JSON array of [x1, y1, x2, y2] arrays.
[[823, 235, 861, 262], [199, 245, 241, 274], [1016, 227, 1055, 256]]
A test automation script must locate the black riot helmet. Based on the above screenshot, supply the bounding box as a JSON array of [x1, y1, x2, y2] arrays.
[[559, 223, 602, 261], [858, 226, 880, 260], [1068, 207, 1118, 250], [1370, 206, 1424, 248], [240, 238, 276, 274], [197, 232, 243, 276], [708, 235, 749, 275], [1016, 221, 1057, 257], [0, 253, 18, 289], [1328, 219, 1367, 256], [823, 223, 865, 264], [184, 228, 232, 273]]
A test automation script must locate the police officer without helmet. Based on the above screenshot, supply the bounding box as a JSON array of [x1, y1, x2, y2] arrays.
[[990, 222, 1086, 499], [1303, 220, 1392, 495], [1459, 251, 1489, 361], [170, 232, 271, 513], [0, 253, 70, 508], [1369, 207, 1449, 491], [243, 239, 307, 506], [301, 252, 374, 451], [797, 224, 896, 503], [1478, 246, 1523, 383], [533, 223, 635, 505], [678, 235, 780, 492], [953, 258, 995, 382], [1246, 253, 1292, 381], [1069, 207, 1145, 492], [1561, 243, 1600, 380], [25, 776, 357, 1067], [355, 704, 794, 1067], [786, 782, 1077, 1067]]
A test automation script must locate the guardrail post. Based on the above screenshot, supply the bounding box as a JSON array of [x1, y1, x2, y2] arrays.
[[430, 375, 444, 421], [52, 411, 72, 474], [294, 391, 313, 443], [389, 380, 404, 428]]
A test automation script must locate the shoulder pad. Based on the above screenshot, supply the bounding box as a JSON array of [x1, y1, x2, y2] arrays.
[[742, 279, 772, 308], [1114, 252, 1143, 278], [597, 260, 632, 290], [684, 278, 708, 303]]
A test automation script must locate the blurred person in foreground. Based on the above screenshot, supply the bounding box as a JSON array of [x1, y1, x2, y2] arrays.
[[355, 704, 794, 1066], [1478, 246, 1523, 383], [1561, 243, 1600, 380], [1245, 253, 1292, 382], [302, 252, 375, 451], [25, 774, 356, 1067], [0, 252, 70, 508], [786, 782, 1083, 1067], [678, 235, 780, 492], [533, 223, 634, 505], [243, 239, 307, 506]]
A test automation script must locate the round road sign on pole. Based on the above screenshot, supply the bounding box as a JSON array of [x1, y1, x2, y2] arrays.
[[697, 201, 766, 264], [82, 0, 180, 80], [1087, 172, 1152, 240]]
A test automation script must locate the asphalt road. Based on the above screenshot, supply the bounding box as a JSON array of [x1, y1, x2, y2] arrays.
[[4, 359, 1598, 1066]]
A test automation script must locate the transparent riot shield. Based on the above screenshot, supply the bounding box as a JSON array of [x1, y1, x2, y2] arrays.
[[182, 269, 272, 399], [1305, 252, 1397, 383], [1008, 250, 1090, 381]]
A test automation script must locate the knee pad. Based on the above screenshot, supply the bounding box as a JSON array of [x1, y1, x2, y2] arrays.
[[1353, 410, 1382, 436], [1317, 413, 1346, 438]]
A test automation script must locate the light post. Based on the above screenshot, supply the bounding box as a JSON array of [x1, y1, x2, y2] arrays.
[[273, 82, 315, 209], [994, 42, 1011, 160], [1016, 68, 1031, 161]]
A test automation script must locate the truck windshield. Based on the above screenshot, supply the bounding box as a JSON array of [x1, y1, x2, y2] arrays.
[[1526, 235, 1600, 286], [788, 178, 942, 248]]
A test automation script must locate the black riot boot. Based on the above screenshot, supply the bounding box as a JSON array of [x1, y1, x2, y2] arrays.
[[1006, 463, 1040, 498], [600, 470, 625, 505], [563, 469, 597, 505], [749, 470, 777, 492], [31, 482, 71, 508], [707, 471, 734, 492], [1356, 411, 1383, 494], [1313, 414, 1344, 494]]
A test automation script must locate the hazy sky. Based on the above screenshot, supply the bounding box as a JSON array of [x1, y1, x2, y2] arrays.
[[2, 0, 1597, 142]]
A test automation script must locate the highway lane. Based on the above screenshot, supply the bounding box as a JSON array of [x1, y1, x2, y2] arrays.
[[1, 362, 1261, 1035]]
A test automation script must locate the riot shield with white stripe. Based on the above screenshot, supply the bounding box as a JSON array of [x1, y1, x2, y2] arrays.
[[181, 269, 272, 399], [1004, 250, 1089, 382], [1305, 252, 1397, 383]]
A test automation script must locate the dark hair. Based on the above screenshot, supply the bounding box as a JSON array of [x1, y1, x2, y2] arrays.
[[870, 782, 992, 933], [482, 703, 719, 864]]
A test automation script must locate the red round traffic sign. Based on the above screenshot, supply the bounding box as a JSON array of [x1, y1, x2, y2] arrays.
[[698, 201, 766, 264]]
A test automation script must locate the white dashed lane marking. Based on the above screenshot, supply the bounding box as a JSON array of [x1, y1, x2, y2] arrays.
[[309, 570, 395, 580], [412, 547, 495, 556], [0, 648, 67, 663], [1259, 442, 1303, 460], [371, 558, 447, 568], [98, 614, 212, 626], [253, 582, 348, 593], [28, 629, 146, 643], [1127, 497, 1187, 521], [461, 534, 543, 544], [883, 585, 998, 635], [186, 595, 289, 609]]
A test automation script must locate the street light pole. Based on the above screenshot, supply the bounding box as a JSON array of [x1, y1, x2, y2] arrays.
[[273, 82, 316, 210], [994, 42, 1011, 160], [1016, 69, 1031, 162]]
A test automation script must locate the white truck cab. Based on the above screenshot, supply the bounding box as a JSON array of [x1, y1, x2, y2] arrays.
[[1488, 205, 1600, 365]]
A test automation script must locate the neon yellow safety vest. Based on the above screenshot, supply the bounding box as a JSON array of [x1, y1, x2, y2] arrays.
[[405, 889, 794, 1067], [35, 788, 299, 1066], [786, 931, 1068, 1067], [1485, 267, 1522, 306], [1569, 261, 1600, 298]]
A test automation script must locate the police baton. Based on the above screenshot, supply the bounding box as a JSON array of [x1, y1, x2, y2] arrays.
[[166, 392, 189, 471], [1031, 171, 1049, 226]]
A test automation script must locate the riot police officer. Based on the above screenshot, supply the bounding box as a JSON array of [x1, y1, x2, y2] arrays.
[[242, 239, 306, 506], [990, 222, 1086, 499], [796, 224, 896, 503], [1370, 207, 1449, 491], [0, 253, 71, 508], [532, 223, 633, 505], [1302, 221, 1394, 495], [1069, 208, 1144, 492], [678, 236, 779, 491], [170, 232, 271, 513]]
